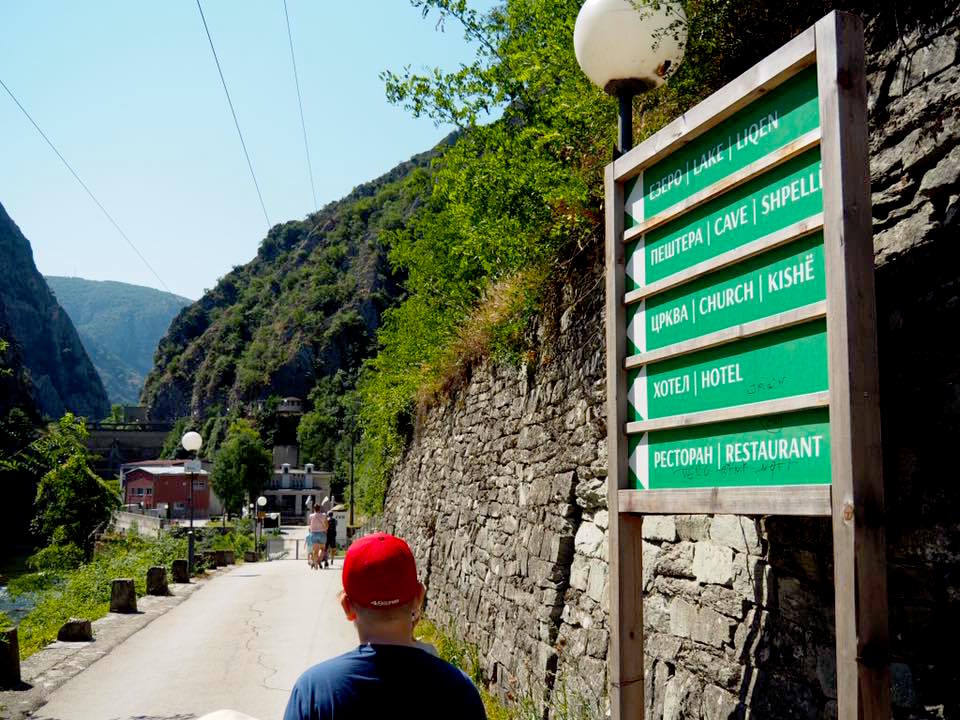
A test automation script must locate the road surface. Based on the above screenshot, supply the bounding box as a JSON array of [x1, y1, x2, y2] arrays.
[[36, 529, 355, 720]]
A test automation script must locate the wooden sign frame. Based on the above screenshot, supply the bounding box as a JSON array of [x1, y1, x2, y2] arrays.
[[604, 12, 889, 720]]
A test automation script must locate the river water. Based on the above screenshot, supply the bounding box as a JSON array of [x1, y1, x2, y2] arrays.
[[0, 586, 37, 623]]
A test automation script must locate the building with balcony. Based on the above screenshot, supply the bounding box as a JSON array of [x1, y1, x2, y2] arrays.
[[262, 462, 333, 522]]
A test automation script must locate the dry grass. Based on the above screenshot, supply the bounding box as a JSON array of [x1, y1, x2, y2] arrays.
[[415, 266, 546, 412]]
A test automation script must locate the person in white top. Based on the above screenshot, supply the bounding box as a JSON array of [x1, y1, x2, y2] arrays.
[[307, 507, 329, 569]]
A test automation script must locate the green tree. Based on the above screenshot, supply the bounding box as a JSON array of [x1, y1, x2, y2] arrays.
[[30, 414, 120, 553], [210, 419, 272, 516]]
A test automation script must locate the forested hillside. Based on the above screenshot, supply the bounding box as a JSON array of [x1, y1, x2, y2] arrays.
[[141, 144, 441, 470], [0, 201, 110, 420], [45, 276, 191, 405]]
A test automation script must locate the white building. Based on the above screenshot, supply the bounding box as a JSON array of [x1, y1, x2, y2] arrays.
[[262, 462, 333, 522]]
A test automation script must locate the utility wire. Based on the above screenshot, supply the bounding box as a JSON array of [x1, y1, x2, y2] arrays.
[[283, 0, 318, 213], [0, 76, 173, 294], [196, 0, 271, 228]]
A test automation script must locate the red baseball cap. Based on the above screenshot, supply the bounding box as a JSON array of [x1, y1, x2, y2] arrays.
[[342, 533, 420, 607]]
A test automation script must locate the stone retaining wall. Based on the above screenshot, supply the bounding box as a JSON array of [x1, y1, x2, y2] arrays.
[[379, 9, 960, 719]]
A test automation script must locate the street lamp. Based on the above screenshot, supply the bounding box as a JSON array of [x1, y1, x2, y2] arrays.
[[574, 0, 687, 155], [256, 495, 267, 557], [181, 430, 202, 573]]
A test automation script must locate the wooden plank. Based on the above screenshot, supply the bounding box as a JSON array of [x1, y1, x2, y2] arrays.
[[816, 12, 891, 720], [622, 129, 821, 243], [614, 26, 817, 182], [624, 214, 825, 305], [619, 484, 832, 516], [604, 163, 644, 720], [625, 391, 829, 435], [624, 301, 827, 369]]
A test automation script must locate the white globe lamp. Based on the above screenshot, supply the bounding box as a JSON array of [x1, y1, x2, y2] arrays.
[[181, 431, 203, 453], [574, 0, 687, 153]]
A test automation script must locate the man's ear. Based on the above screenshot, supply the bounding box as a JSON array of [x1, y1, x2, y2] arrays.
[[339, 591, 357, 622]]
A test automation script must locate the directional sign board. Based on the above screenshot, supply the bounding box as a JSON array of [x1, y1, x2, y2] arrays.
[[605, 13, 889, 720]]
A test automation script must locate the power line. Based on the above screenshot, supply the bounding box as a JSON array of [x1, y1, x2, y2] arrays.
[[0, 76, 173, 294], [195, 0, 271, 228], [283, 0, 318, 214]]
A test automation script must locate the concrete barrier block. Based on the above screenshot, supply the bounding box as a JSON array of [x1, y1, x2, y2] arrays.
[[146, 566, 169, 596], [214, 550, 227, 567], [223, 550, 235, 565], [172, 559, 189, 583], [57, 618, 93, 642], [0, 628, 20, 687], [110, 578, 137, 613], [244, 551, 258, 562]]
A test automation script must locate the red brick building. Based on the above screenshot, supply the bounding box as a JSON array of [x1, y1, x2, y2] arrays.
[[123, 465, 211, 519]]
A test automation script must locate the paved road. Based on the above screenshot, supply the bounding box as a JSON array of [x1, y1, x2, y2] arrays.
[[36, 530, 355, 720]]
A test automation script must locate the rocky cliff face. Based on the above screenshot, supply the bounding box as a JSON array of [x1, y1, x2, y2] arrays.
[[378, 8, 960, 719], [0, 202, 110, 420]]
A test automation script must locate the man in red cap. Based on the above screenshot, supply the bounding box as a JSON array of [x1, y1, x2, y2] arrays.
[[283, 532, 486, 720]]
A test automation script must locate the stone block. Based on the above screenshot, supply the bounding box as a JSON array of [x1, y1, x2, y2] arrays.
[[920, 144, 960, 197], [655, 541, 696, 579], [700, 584, 748, 620], [146, 566, 169, 596], [732, 555, 775, 606], [642, 540, 660, 591], [57, 618, 93, 642], [223, 550, 236, 565], [569, 555, 590, 592], [693, 542, 734, 586], [171, 559, 190, 583], [690, 606, 735, 648], [593, 509, 609, 530], [0, 628, 20, 688], [709, 515, 762, 555], [110, 578, 138, 613], [676, 515, 712, 541], [585, 561, 606, 604], [816, 645, 837, 700], [701, 684, 741, 720], [663, 670, 703, 720], [669, 597, 698, 640], [643, 516, 678, 543], [891, 662, 916, 707], [573, 521, 606, 560]]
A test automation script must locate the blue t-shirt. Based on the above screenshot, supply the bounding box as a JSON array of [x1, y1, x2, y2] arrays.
[[283, 643, 486, 720]]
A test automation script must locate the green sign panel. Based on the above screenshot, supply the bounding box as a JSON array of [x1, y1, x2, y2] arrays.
[[627, 320, 827, 421], [627, 408, 831, 490], [626, 148, 823, 291], [624, 66, 820, 226], [627, 232, 824, 356]]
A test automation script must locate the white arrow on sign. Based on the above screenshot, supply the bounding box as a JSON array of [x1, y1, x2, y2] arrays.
[[626, 236, 646, 289], [627, 365, 648, 421], [629, 433, 650, 490], [625, 170, 645, 227], [627, 299, 646, 355]]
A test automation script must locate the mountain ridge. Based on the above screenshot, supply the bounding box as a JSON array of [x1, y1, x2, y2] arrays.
[[141, 141, 442, 424], [45, 276, 192, 405]]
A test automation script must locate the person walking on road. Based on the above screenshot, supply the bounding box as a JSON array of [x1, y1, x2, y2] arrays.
[[307, 506, 328, 570], [283, 533, 486, 720], [323, 512, 337, 565]]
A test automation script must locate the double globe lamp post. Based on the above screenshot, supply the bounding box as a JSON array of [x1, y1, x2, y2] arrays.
[[573, 0, 687, 155]]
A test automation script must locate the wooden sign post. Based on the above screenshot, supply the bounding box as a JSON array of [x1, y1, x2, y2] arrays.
[[604, 12, 889, 719]]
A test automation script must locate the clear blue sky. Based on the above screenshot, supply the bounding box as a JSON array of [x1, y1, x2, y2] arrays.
[[1, 1, 491, 300]]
